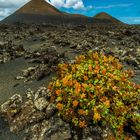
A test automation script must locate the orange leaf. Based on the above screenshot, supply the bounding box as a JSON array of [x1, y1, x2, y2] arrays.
[[62, 77, 68, 85], [74, 82, 81, 94], [56, 103, 63, 110], [103, 55, 108, 62], [81, 93, 86, 99], [74, 89, 79, 95], [81, 87, 86, 92], [82, 83, 88, 88], [117, 64, 122, 69], [73, 100, 79, 107], [55, 89, 62, 96], [88, 65, 92, 71], [78, 109, 86, 115], [102, 69, 106, 75], [112, 86, 118, 91], [89, 93, 94, 98], [84, 76, 88, 81], [68, 80, 73, 86], [104, 100, 110, 107], [93, 112, 101, 121], [97, 74, 101, 79], [79, 120, 87, 128]]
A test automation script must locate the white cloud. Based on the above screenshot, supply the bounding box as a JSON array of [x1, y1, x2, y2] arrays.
[[47, 0, 65, 8], [48, 0, 87, 10], [0, 8, 10, 17], [0, 0, 29, 8], [0, 0, 29, 20], [65, 0, 80, 8], [73, 1, 85, 10], [94, 3, 134, 9]]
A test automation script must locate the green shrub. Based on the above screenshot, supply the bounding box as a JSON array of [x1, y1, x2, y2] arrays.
[[48, 51, 140, 139]]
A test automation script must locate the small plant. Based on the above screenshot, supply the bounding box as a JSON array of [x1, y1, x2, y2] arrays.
[[48, 51, 140, 139]]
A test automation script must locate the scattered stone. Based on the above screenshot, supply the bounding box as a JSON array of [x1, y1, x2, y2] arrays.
[[26, 88, 34, 100], [34, 97, 49, 111], [45, 103, 56, 119], [10, 100, 46, 132], [0, 94, 22, 123], [0, 41, 25, 63]]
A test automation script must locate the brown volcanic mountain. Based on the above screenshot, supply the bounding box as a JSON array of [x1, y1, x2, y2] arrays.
[[2, 0, 66, 24], [1, 0, 122, 25], [15, 0, 62, 15], [93, 12, 121, 24], [2, 0, 90, 24]]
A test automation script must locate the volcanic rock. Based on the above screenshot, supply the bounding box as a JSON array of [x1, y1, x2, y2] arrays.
[[0, 94, 22, 123], [34, 97, 49, 111]]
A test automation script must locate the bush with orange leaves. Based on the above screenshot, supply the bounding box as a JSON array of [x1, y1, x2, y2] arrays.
[[48, 51, 140, 139]]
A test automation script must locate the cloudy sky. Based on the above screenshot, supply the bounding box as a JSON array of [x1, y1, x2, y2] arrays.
[[0, 0, 140, 24]]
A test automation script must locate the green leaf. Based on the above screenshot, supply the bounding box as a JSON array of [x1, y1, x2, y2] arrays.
[[94, 79, 99, 85]]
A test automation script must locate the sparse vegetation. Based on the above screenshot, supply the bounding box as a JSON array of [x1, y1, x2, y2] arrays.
[[48, 51, 140, 139]]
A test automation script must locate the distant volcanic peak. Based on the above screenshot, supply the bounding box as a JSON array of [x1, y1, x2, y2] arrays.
[[93, 12, 121, 23], [94, 12, 114, 19], [15, 0, 62, 15]]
